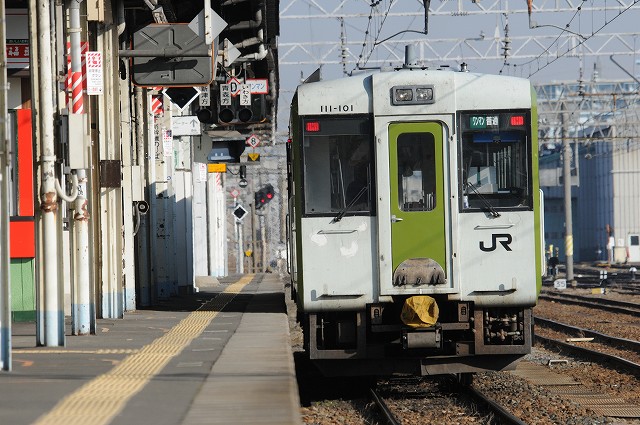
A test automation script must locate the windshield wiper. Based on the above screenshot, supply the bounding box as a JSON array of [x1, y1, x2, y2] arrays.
[[332, 185, 368, 223], [464, 181, 501, 218]]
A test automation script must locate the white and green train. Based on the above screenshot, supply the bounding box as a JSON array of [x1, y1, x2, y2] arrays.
[[287, 63, 544, 377]]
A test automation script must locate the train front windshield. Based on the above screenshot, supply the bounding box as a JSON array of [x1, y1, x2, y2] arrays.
[[458, 111, 532, 211], [301, 117, 374, 216]]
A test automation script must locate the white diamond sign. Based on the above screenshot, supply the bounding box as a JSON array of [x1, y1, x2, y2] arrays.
[[246, 134, 260, 148]]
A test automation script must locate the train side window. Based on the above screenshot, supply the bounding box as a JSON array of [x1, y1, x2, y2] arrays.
[[301, 117, 374, 216], [397, 133, 436, 212]]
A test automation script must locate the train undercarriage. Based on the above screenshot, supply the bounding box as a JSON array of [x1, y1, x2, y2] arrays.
[[302, 300, 533, 377]]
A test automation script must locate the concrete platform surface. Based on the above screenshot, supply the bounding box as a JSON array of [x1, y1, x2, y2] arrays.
[[0, 273, 302, 425]]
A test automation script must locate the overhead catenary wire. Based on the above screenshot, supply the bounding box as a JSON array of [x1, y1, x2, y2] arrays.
[[523, 0, 640, 78], [354, 0, 394, 71]]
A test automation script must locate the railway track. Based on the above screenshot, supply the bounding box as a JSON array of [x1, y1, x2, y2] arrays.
[[463, 385, 528, 425], [535, 317, 640, 373], [532, 319, 640, 419], [370, 376, 528, 425], [539, 291, 640, 316], [369, 388, 401, 425], [543, 273, 640, 293]]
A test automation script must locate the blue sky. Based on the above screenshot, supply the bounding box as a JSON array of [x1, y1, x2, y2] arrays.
[[276, 0, 640, 135]]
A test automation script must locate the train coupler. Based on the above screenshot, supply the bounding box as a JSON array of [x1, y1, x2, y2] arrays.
[[402, 327, 442, 349]]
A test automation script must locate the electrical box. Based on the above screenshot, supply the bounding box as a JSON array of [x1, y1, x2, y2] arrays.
[[67, 113, 90, 170]]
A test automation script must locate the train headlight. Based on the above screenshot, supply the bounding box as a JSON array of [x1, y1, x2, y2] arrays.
[[415, 87, 434, 102], [391, 85, 435, 105], [394, 88, 413, 102]]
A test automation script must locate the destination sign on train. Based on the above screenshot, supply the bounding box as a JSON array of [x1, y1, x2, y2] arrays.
[[469, 115, 499, 129]]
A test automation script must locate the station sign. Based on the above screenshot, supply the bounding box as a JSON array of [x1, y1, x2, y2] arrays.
[[220, 84, 232, 105], [239, 84, 251, 106], [86, 51, 103, 95], [172, 116, 201, 136], [6, 9, 29, 69], [199, 85, 211, 106], [246, 78, 269, 94]]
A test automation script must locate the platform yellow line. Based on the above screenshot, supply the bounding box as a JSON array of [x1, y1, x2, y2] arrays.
[[32, 275, 254, 425]]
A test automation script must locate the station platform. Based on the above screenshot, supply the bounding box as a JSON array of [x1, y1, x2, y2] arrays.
[[0, 273, 302, 425]]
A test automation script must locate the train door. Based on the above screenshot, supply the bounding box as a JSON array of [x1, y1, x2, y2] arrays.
[[388, 122, 447, 283]]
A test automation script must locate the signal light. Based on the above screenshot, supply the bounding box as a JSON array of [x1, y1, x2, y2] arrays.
[[510, 115, 525, 126], [305, 121, 320, 132], [196, 108, 215, 124], [238, 107, 253, 122], [219, 108, 234, 123], [254, 184, 275, 210]]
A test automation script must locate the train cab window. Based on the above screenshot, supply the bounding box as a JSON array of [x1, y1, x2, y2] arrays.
[[458, 111, 532, 212], [301, 117, 374, 216], [397, 133, 436, 211]]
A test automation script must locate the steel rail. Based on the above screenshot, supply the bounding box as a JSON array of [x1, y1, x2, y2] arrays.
[[542, 282, 640, 296], [369, 388, 401, 425], [541, 291, 640, 310], [539, 293, 640, 316], [535, 316, 640, 353], [465, 386, 528, 425], [535, 334, 640, 374]]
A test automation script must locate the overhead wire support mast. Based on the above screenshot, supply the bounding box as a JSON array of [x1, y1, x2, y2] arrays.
[[279, 1, 640, 68], [561, 103, 576, 285]]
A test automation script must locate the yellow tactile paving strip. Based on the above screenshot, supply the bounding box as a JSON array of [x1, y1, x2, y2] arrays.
[[14, 349, 139, 355], [32, 275, 254, 425]]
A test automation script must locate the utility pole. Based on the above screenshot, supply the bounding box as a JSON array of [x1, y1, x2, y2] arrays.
[[561, 103, 575, 284], [68, 0, 92, 336], [0, 0, 12, 371], [35, 0, 64, 347]]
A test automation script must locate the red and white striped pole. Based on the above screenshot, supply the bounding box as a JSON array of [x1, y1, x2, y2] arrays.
[[67, 41, 87, 112], [70, 70, 83, 113]]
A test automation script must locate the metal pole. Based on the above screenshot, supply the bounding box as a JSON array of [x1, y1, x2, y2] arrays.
[[260, 214, 267, 273], [134, 87, 151, 306], [37, 0, 64, 346], [135, 88, 145, 166], [0, 0, 12, 371], [69, 0, 91, 335], [251, 203, 256, 273], [561, 103, 575, 284], [236, 201, 244, 274], [251, 175, 257, 273]]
